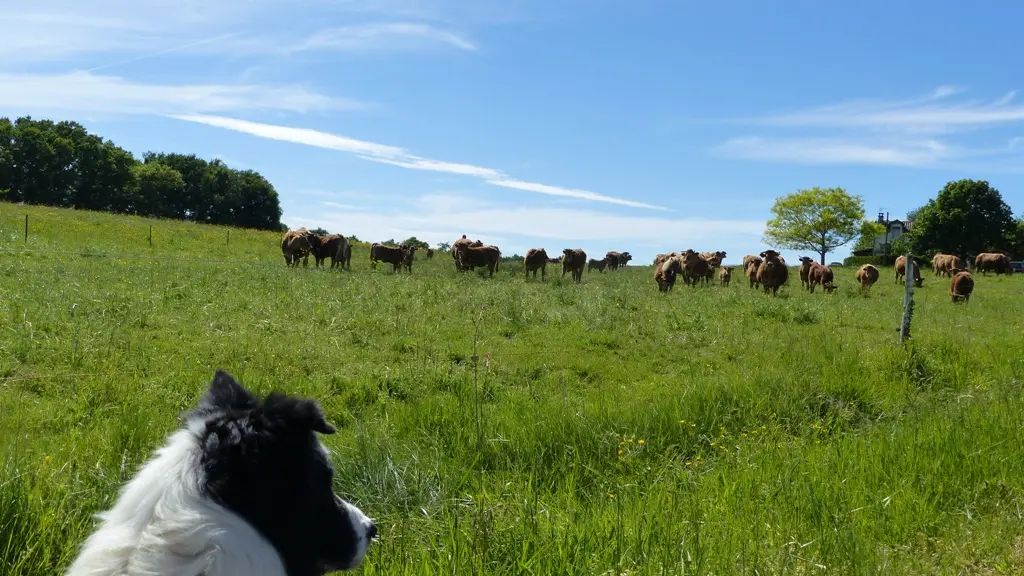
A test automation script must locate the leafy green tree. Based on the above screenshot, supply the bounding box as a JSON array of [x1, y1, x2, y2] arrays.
[[1008, 218, 1024, 259], [909, 179, 1016, 258], [130, 162, 185, 216], [436, 241, 451, 253], [852, 220, 886, 253], [402, 236, 431, 250], [311, 227, 329, 236], [0, 118, 14, 197], [763, 186, 865, 264]]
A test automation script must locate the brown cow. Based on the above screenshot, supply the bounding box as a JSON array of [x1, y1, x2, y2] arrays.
[[681, 250, 710, 287], [719, 266, 732, 287], [950, 269, 974, 303], [797, 256, 814, 289], [618, 252, 632, 268], [756, 250, 788, 296], [655, 256, 684, 291], [312, 234, 350, 270], [605, 251, 622, 271], [370, 243, 410, 273], [700, 251, 727, 267], [562, 248, 586, 283], [932, 253, 963, 277], [743, 255, 763, 289], [451, 235, 484, 271], [460, 244, 501, 277], [281, 228, 320, 267], [894, 255, 923, 287], [588, 258, 608, 273], [855, 264, 879, 289], [974, 252, 1013, 275], [806, 262, 836, 294], [402, 246, 417, 272], [426, 248, 435, 259], [524, 248, 550, 279]]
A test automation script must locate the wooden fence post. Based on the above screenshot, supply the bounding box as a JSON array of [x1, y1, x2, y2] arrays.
[[24, 214, 28, 244], [227, 230, 230, 246], [149, 225, 153, 247]]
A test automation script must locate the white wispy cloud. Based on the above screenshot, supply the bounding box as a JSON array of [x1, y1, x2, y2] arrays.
[[293, 23, 477, 53], [282, 192, 765, 265], [172, 114, 667, 210], [717, 86, 1024, 168], [0, 71, 359, 115], [715, 137, 957, 167]]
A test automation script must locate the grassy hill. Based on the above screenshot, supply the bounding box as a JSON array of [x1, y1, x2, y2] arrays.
[[2, 203, 1024, 575]]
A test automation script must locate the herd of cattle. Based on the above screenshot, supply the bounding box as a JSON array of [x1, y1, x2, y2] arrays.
[[281, 227, 1014, 303]]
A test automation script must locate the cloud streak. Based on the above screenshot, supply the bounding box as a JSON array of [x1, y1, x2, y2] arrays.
[[717, 87, 1024, 168], [293, 23, 477, 53], [172, 114, 667, 210], [0, 71, 361, 114]]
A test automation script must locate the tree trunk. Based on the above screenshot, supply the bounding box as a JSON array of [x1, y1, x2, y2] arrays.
[[818, 251, 826, 265]]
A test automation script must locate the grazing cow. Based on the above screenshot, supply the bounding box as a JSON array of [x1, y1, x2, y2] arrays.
[[680, 250, 710, 287], [605, 251, 622, 271], [932, 253, 963, 277], [312, 234, 350, 270], [402, 246, 417, 272], [655, 256, 684, 291], [340, 242, 352, 270], [370, 243, 410, 273], [281, 227, 320, 267], [743, 255, 763, 289], [562, 248, 586, 283], [700, 251, 727, 268], [894, 255, 923, 287], [756, 250, 789, 296], [806, 262, 836, 294], [451, 235, 483, 271], [797, 256, 814, 289], [524, 248, 550, 279], [588, 258, 608, 273], [974, 252, 1013, 275], [855, 264, 879, 289], [426, 248, 435, 259], [719, 266, 732, 287], [460, 244, 502, 277], [950, 269, 975, 303], [619, 252, 633, 268]]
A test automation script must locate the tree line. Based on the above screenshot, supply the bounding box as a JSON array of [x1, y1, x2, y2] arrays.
[[764, 179, 1023, 264], [0, 116, 283, 230]]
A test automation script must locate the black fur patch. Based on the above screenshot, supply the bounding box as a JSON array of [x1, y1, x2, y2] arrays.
[[191, 371, 359, 576]]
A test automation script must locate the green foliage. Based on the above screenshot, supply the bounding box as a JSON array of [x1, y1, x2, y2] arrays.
[[852, 220, 886, 253], [842, 255, 884, 267], [3, 205, 1024, 574], [0, 116, 283, 230], [436, 241, 452, 253], [909, 179, 1016, 258], [310, 227, 329, 236], [1008, 219, 1024, 259], [402, 236, 431, 250], [764, 186, 865, 264]]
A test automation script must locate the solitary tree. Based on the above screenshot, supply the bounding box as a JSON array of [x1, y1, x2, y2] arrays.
[[909, 179, 1017, 258], [763, 186, 865, 264]]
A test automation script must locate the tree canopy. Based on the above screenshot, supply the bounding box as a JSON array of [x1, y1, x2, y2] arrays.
[[851, 220, 886, 253], [763, 186, 865, 264], [402, 236, 431, 250], [0, 116, 283, 230], [908, 179, 1017, 258]]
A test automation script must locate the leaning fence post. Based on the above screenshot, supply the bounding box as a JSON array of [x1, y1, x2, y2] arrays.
[[899, 253, 915, 343], [24, 214, 28, 244], [149, 225, 153, 247]]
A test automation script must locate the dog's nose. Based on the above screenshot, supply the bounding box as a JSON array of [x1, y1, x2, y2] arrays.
[[367, 522, 378, 540]]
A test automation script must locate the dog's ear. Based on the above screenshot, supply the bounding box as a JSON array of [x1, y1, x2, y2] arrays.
[[264, 393, 337, 435], [196, 370, 260, 414]]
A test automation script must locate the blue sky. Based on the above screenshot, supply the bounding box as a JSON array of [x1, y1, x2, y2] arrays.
[[2, 0, 1023, 265]]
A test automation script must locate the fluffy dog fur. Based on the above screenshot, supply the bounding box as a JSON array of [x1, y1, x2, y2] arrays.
[[66, 370, 376, 576]]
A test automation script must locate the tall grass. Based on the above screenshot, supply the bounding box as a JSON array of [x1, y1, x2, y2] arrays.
[[2, 204, 1024, 574]]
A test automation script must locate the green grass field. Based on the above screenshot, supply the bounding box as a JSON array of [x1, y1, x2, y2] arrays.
[[3, 203, 1024, 575]]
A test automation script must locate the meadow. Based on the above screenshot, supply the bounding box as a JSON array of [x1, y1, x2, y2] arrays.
[[2, 203, 1024, 575]]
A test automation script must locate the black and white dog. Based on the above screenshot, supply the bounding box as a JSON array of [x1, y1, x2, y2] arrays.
[[66, 370, 377, 576]]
